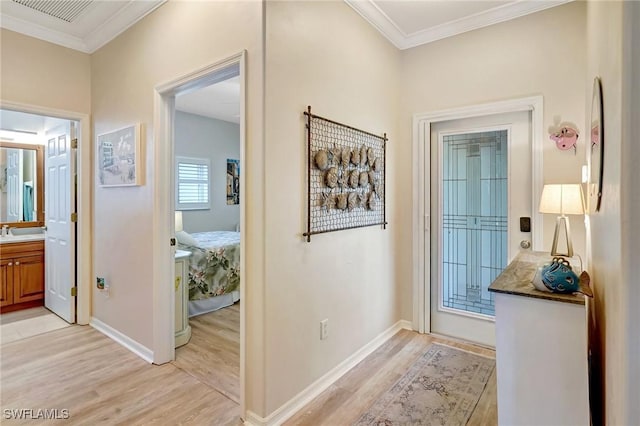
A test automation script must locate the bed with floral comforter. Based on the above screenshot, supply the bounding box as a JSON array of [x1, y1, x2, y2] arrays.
[[178, 231, 240, 301]]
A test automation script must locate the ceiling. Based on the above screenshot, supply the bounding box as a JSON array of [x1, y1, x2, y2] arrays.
[[0, 0, 166, 53], [0, 109, 68, 144], [345, 0, 572, 50], [1, 0, 572, 55], [175, 76, 241, 124], [1, 1, 569, 123]]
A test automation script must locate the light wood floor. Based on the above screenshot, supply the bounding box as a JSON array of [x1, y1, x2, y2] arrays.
[[173, 302, 240, 403], [284, 328, 497, 426], [1, 307, 496, 425], [0, 326, 241, 425]]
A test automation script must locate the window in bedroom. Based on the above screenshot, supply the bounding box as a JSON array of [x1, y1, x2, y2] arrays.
[[176, 156, 210, 210]]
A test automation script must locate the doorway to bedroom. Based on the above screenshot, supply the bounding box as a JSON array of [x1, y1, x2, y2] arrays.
[[170, 67, 242, 404]]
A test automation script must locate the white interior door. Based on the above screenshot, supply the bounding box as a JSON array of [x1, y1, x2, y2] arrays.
[[429, 111, 532, 346], [45, 122, 76, 323], [6, 148, 23, 222]]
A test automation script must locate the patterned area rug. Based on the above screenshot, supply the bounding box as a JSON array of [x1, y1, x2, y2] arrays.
[[354, 343, 495, 426]]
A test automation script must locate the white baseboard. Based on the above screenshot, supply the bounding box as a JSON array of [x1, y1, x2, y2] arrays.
[[90, 317, 154, 363], [244, 319, 413, 426]]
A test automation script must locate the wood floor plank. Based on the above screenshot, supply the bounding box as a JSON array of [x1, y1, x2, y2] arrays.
[[0, 323, 240, 425], [285, 329, 497, 426], [172, 302, 240, 404], [287, 331, 430, 426], [2, 307, 495, 425], [467, 367, 498, 426]]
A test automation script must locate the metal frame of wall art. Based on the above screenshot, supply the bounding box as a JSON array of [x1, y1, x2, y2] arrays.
[[303, 106, 387, 242]]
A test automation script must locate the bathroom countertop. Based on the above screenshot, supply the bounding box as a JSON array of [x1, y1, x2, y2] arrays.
[[488, 251, 585, 305], [0, 234, 45, 244]]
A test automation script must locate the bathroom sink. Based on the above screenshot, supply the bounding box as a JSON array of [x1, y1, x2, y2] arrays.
[[9, 227, 45, 235]]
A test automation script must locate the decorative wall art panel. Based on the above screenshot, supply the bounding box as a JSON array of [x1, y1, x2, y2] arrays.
[[303, 106, 386, 241], [97, 123, 142, 187], [227, 158, 240, 205]]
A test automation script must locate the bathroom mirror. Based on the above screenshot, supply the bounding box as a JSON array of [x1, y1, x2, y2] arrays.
[[0, 141, 44, 227], [588, 77, 604, 213]]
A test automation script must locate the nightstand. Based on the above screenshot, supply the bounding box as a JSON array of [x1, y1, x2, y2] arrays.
[[175, 249, 192, 347]]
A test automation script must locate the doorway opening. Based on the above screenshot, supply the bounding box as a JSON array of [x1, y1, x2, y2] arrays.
[[411, 97, 544, 345], [0, 104, 92, 340], [152, 52, 246, 419], [171, 69, 242, 404]]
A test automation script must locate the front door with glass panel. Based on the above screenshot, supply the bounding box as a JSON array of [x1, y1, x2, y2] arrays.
[[430, 111, 531, 347]]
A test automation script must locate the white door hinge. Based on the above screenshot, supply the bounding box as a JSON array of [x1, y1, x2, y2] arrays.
[[425, 215, 430, 232]]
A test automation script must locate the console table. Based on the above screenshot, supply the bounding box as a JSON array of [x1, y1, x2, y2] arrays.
[[488, 251, 589, 425]]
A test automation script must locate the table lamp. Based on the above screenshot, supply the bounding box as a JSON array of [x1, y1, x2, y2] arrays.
[[539, 184, 584, 257], [175, 211, 183, 233]]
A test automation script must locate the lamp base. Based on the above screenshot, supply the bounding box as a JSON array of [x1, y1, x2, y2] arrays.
[[551, 215, 573, 258]]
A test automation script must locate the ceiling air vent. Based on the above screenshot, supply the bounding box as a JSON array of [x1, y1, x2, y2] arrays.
[[11, 0, 93, 23]]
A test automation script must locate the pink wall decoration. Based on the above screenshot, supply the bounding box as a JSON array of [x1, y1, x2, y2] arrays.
[[550, 126, 579, 153]]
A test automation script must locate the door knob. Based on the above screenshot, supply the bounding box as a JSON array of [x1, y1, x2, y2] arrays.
[[520, 240, 531, 249], [15, 262, 20, 265]]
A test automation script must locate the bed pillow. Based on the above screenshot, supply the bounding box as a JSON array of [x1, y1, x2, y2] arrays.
[[176, 230, 199, 248]]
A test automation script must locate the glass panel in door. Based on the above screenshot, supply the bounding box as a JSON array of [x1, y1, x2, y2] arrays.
[[441, 130, 507, 318]]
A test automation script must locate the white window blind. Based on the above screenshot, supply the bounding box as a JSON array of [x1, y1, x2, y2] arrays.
[[176, 156, 210, 210]]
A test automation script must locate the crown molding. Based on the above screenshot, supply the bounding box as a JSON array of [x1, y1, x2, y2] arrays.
[[83, 0, 166, 53], [0, 13, 88, 52], [0, 0, 166, 54], [344, 0, 405, 49], [345, 0, 573, 50]]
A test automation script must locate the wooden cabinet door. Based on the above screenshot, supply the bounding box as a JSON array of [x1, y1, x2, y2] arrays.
[[12, 253, 45, 304], [0, 258, 13, 307]]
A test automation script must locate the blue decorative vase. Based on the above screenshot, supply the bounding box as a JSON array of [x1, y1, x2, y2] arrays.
[[540, 257, 593, 297]]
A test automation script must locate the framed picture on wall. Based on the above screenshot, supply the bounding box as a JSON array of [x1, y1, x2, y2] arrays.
[[97, 124, 142, 187], [227, 159, 239, 205]]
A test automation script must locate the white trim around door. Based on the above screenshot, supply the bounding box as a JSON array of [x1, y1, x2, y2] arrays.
[[152, 51, 247, 416], [0, 100, 92, 325], [411, 96, 544, 333]]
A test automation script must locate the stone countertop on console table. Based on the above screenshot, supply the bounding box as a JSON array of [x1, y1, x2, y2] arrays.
[[488, 251, 585, 305]]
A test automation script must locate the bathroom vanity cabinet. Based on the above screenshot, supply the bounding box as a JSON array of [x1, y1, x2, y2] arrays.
[[0, 240, 45, 312]]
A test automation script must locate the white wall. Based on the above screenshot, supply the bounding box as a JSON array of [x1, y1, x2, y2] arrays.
[[399, 1, 587, 319], [621, 2, 640, 424], [263, 0, 401, 415], [0, 30, 91, 224], [175, 111, 240, 232], [586, 1, 638, 424], [90, 0, 266, 416], [622, 4, 640, 422], [0, 29, 91, 114]]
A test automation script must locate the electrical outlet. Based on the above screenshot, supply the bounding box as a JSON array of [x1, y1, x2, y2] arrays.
[[320, 319, 328, 340], [97, 277, 109, 297]]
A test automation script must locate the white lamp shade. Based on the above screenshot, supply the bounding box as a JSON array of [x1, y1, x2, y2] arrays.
[[539, 184, 585, 215], [175, 211, 183, 232]]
